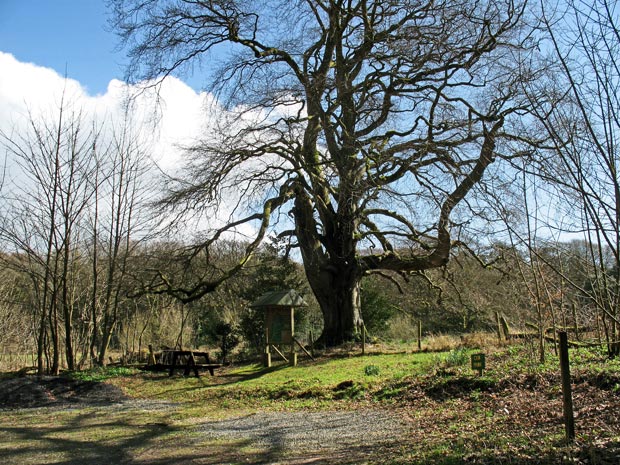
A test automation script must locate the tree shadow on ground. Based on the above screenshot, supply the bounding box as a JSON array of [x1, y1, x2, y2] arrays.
[[0, 410, 182, 465], [0, 408, 257, 465], [213, 363, 288, 386]]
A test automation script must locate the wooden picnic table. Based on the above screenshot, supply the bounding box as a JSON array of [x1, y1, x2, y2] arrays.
[[163, 350, 221, 377]]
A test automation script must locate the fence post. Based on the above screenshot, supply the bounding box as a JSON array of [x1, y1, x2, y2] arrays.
[[559, 331, 575, 443], [417, 320, 422, 351], [362, 324, 367, 355], [495, 311, 503, 342]]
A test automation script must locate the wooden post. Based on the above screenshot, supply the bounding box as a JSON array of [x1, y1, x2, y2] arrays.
[[559, 331, 576, 443], [294, 337, 315, 360], [495, 311, 503, 342], [471, 353, 485, 376], [417, 320, 422, 351], [499, 314, 511, 339], [271, 344, 289, 363], [362, 324, 366, 355], [264, 327, 272, 368], [290, 307, 297, 366]]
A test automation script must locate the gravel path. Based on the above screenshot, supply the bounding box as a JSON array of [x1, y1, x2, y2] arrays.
[[1, 377, 410, 463], [199, 409, 407, 456]]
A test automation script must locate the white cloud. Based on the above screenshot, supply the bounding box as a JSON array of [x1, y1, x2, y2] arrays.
[[0, 51, 216, 173]]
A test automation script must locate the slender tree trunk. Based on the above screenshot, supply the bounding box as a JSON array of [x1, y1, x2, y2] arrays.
[[49, 294, 60, 375], [36, 304, 47, 377], [90, 174, 100, 365], [99, 322, 116, 365], [61, 251, 75, 371]]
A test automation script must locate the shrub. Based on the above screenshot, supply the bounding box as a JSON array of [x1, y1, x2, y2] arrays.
[[445, 348, 469, 367], [360, 283, 398, 336], [364, 365, 381, 376], [213, 322, 241, 364]]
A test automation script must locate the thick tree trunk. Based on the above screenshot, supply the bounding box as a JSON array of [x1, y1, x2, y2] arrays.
[[293, 181, 366, 346], [306, 265, 364, 346]]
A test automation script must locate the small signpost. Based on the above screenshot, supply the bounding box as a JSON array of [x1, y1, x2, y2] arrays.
[[471, 353, 485, 376]]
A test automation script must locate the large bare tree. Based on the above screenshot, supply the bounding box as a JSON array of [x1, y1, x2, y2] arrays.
[[111, 0, 541, 344]]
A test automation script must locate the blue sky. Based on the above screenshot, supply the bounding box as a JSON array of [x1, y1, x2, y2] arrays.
[[0, 1, 219, 174], [0, 0, 125, 95]]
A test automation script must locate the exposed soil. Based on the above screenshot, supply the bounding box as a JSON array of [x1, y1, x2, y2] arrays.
[[0, 375, 129, 409]]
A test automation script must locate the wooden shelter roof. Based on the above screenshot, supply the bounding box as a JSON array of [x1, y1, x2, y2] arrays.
[[250, 289, 307, 308]]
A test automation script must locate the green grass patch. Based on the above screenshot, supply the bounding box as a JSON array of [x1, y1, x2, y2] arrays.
[[103, 351, 438, 412], [67, 366, 140, 382]]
